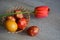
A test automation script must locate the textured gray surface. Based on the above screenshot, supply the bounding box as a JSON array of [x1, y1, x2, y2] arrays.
[[0, 0, 60, 40]]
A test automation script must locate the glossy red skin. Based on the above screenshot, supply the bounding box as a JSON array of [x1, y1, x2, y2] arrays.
[[35, 11, 48, 18], [35, 6, 49, 11], [35, 6, 50, 18], [27, 26, 39, 36], [17, 18, 27, 30]]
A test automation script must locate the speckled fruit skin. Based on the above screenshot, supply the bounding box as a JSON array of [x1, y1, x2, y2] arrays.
[[5, 20, 18, 32], [27, 26, 39, 36], [17, 18, 27, 30]]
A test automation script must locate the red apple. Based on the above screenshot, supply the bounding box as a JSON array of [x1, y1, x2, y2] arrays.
[[17, 18, 27, 30], [27, 26, 39, 36]]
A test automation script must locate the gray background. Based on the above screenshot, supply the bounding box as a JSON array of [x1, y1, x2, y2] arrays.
[[0, 0, 60, 40]]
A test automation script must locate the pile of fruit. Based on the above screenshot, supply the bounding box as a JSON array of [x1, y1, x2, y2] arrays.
[[1, 9, 30, 33], [0, 6, 50, 36]]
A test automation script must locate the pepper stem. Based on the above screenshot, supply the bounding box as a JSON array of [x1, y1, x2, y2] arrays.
[[0, 11, 34, 18]]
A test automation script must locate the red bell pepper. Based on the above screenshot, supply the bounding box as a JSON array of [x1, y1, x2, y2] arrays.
[[34, 6, 50, 18]]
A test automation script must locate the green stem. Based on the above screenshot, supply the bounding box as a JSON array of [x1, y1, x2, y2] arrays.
[[0, 11, 33, 18], [0, 13, 14, 18]]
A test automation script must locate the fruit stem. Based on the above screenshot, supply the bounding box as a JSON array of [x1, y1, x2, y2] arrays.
[[0, 11, 34, 18]]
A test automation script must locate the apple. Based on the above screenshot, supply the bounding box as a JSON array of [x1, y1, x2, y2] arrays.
[[17, 18, 27, 30], [27, 26, 39, 36]]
